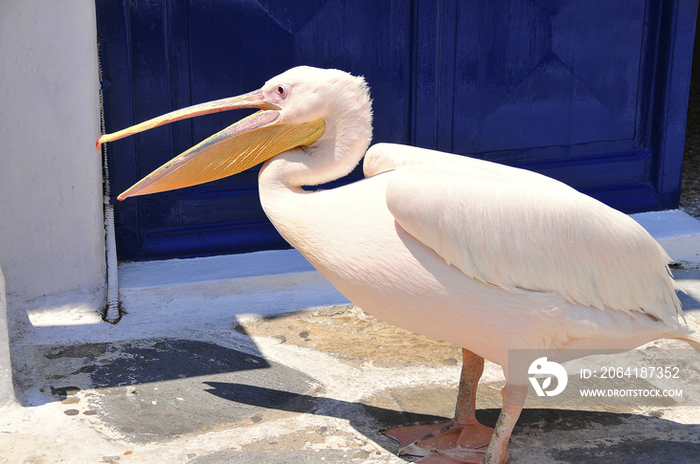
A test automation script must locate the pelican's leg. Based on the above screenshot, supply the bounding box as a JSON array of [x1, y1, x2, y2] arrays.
[[382, 348, 493, 460], [479, 382, 527, 464]]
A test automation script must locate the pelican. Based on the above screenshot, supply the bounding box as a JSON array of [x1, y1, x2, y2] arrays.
[[98, 66, 700, 463]]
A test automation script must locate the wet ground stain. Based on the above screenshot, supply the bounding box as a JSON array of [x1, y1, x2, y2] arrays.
[[237, 305, 462, 368]]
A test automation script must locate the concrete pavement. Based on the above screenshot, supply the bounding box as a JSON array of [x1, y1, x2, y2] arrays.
[[2, 212, 700, 464]]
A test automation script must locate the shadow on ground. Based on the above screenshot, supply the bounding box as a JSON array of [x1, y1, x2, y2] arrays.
[[16, 331, 700, 463], [206, 382, 700, 463]]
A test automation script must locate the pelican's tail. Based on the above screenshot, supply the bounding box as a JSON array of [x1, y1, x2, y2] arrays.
[[675, 318, 700, 351], [677, 334, 700, 351]]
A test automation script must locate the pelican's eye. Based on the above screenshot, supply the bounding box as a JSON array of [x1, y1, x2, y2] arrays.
[[276, 84, 286, 98]]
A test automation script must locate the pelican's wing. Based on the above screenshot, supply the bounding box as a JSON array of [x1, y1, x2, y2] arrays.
[[381, 153, 681, 326], [364, 143, 465, 177]]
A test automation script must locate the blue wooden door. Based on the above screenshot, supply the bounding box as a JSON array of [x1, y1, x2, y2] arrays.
[[97, 0, 697, 261]]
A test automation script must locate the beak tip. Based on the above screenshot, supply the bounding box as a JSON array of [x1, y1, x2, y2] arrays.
[[96, 136, 103, 151]]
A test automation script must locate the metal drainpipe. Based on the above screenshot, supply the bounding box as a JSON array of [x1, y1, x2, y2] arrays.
[[97, 43, 122, 324]]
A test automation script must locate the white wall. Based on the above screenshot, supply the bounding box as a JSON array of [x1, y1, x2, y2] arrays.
[[0, 264, 17, 407], [0, 1, 105, 303]]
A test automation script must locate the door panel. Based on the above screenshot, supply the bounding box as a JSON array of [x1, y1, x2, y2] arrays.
[[96, 0, 697, 261], [450, 1, 644, 151]]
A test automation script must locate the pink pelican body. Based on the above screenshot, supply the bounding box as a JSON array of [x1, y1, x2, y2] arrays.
[[98, 66, 700, 463]]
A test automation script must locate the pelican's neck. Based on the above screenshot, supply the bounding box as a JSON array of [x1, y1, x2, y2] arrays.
[[258, 78, 372, 253]]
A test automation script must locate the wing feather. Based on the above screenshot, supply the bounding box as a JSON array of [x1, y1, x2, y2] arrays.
[[371, 146, 681, 326]]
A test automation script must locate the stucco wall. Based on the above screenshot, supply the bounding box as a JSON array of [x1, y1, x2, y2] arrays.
[[0, 1, 105, 302]]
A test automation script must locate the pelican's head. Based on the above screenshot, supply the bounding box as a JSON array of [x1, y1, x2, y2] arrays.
[[97, 66, 372, 200]]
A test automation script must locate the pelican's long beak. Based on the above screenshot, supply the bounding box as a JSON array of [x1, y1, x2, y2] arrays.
[[96, 90, 325, 200]]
